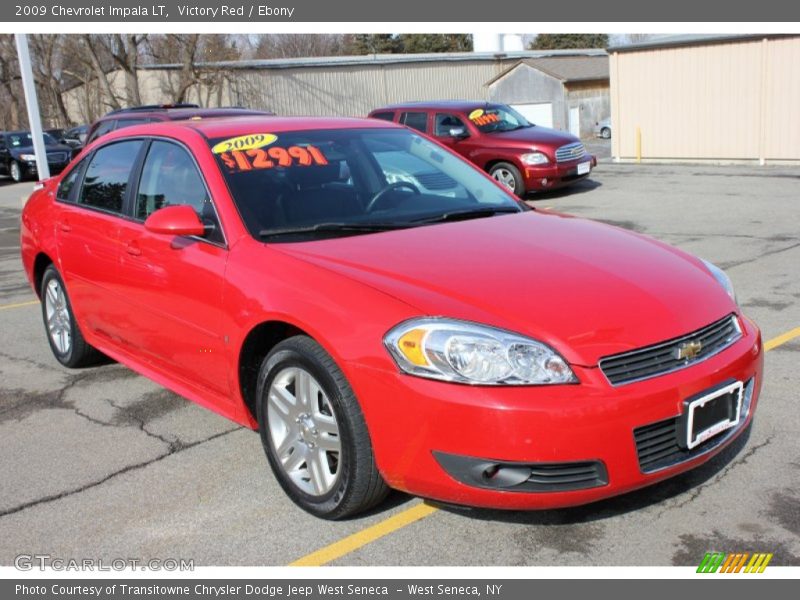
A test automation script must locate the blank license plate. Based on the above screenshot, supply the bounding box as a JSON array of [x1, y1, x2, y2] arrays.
[[577, 161, 591, 175], [683, 381, 743, 450]]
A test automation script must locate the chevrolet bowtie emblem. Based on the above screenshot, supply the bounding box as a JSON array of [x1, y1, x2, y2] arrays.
[[676, 340, 703, 360]]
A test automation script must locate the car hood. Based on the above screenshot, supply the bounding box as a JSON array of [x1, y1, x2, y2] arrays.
[[275, 212, 736, 366], [485, 126, 580, 149], [12, 144, 73, 155]]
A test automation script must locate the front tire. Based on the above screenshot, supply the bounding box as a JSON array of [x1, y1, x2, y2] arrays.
[[40, 265, 101, 368], [9, 160, 23, 183], [489, 162, 525, 196], [256, 336, 388, 519]]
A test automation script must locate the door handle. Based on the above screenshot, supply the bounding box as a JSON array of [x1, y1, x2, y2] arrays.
[[59, 222, 72, 233], [125, 242, 142, 256]]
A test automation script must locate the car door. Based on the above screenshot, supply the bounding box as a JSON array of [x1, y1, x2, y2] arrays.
[[115, 138, 231, 400], [55, 140, 146, 343]]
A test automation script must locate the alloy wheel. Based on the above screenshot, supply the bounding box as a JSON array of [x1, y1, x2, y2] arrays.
[[45, 279, 71, 355]]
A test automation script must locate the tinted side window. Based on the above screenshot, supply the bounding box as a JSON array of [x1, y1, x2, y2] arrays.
[[135, 141, 223, 243], [87, 120, 116, 144], [56, 157, 89, 202], [115, 118, 151, 131], [400, 112, 428, 133], [79, 141, 142, 213], [371, 112, 395, 122], [434, 113, 467, 136]]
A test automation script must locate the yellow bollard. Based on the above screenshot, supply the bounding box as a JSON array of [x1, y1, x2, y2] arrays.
[[636, 127, 641, 164]]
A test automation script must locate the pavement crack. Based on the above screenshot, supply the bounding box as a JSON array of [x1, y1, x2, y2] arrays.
[[0, 350, 56, 371], [0, 426, 242, 519], [720, 242, 800, 270], [105, 398, 182, 452], [654, 435, 773, 519]]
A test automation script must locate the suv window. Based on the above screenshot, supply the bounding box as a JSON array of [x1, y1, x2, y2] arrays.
[[78, 140, 143, 213], [87, 120, 116, 144], [56, 157, 89, 202], [135, 141, 223, 244], [371, 112, 395, 122], [399, 112, 428, 133], [434, 113, 468, 137], [116, 118, 152, 131]]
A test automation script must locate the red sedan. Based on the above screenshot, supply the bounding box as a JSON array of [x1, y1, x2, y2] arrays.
[[20, 117, 762, 518]]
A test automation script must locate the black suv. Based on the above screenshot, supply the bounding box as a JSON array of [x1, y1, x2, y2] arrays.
[[0, 131, 73, 182]]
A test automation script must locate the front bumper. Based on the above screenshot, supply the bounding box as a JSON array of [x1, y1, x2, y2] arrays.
[[25, 160, 68, 176], [352, 317, 762, 510], [522, 155, 597, 191]]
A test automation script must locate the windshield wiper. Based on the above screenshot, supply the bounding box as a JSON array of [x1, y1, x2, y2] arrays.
[[411, 206, 523, 224], [258, 222, 414, 238]]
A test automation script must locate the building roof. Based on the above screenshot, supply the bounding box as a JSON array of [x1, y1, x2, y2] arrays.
[[486, 54, 609, 86], [140, 49, 609, 71], [607, 33, 797, 53], [371, 100, 497, 112]]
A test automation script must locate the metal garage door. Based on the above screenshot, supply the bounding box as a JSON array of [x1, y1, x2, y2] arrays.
[[510, 103, 553, 128]]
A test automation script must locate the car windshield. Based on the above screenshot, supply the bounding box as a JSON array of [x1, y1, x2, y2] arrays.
[[467, 105, 532, 134], [8, 132, 57, 146], [210, 128, 525, 241]]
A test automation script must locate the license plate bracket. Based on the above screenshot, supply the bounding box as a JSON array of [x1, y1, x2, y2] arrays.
[[577, 161, 591, 175], [679, 380, 743, 450]]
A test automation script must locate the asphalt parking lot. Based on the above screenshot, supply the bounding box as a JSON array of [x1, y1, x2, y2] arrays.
[[0, 160, 798, 568]]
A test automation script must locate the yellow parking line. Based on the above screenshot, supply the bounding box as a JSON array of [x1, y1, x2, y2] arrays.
[[0, 299, 38, 311], [289, 324, 800, 567], [289, 503, 438, 566], [764, 327, 800, 351]]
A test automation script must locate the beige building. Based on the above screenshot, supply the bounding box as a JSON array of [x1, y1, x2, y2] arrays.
[[609, 34, 800, 164]]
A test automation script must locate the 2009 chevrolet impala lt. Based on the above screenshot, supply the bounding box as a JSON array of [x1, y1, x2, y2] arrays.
[[20, 117, 763, 518]]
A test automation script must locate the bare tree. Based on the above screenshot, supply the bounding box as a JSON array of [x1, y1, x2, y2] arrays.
[[106, 34, 146, 106], [0, 35, 23, 129], [252, 34, 353, 59], [81, 34, 123, 111], [29, 35, 71, 126]]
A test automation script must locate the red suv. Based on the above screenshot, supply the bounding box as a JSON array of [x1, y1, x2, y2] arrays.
[[85, 103, 274, 147], [369, 101, 596, 195]]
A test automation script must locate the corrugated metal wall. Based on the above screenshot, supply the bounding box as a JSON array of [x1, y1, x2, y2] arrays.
[[228, 60, 511, 116], [611, 36, 800, 162]]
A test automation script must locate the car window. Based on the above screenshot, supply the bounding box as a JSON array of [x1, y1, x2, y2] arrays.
[[87, 120, 116, 144], [371, 112, 395, 122], [434, 113, 468, 137], [56, 157, 89, 202], [209, 128, 521, 241], [116, 118, 151, 131], [7, 132, 57, 146], [78, 140, 143, 214], [399, 112, 428, 133], [135, 141, 223, 244], [467, 105, 532, 134]]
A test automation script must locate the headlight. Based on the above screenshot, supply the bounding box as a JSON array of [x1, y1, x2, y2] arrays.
[[384, 318, 577, 385], [520, 152, 550, 166], [20, 154, 36, 162], [701, 259, 736, 304]]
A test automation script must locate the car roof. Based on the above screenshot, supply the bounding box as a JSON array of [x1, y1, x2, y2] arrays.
[[181, 115, 401, 138], [100, 107, 272, 122], [372, 100, 501, 113]]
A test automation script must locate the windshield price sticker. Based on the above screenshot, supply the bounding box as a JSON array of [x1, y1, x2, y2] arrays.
[[468, 109, 500, 126], [211, 133, 278, 155], [220, 145, 329, 172]]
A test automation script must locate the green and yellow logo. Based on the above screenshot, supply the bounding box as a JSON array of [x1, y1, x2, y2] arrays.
[[697, 552, 773, 573]]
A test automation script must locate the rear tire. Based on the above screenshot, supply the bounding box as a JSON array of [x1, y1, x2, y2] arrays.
[[601, 127, 611, 139], [489, 162, 525, 196], [256, 335, 388, 519], [40, 265, 101, 368]]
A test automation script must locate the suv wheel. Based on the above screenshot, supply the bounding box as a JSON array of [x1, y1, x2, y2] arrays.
[[9, 160, 23, 183], [489, 162, 524, 196]]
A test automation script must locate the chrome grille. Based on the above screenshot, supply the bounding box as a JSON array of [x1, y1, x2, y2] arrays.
[[555, 142, 586, 163], [599, 315, 742, 386], [47, 152, 68, 163]]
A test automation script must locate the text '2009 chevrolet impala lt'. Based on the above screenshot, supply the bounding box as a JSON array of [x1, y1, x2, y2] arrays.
[[20, 116, 762, 518]]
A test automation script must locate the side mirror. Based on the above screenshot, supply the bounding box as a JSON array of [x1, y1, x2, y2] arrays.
[[448, 127, 468, 138], [144, 205, 206, 237]]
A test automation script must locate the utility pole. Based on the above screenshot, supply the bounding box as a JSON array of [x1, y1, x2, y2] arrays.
[[15, 33, 50, 180]]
